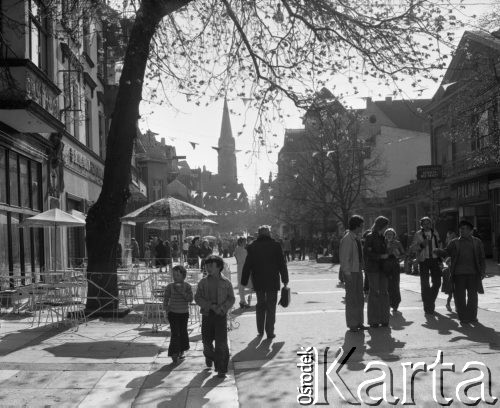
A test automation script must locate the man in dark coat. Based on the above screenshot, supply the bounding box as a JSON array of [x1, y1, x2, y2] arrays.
[[241, 225, 289, 339], [435, 219, 486, 325]]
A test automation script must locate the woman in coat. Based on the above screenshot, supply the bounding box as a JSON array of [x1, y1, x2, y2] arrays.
[[235, 237, 252, 308], [384, 228, 405, 312], [364, 216, 390, 328], [187, 237, 201, 268]]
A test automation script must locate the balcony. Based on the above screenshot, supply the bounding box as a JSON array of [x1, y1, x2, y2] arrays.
[[442, 153, 500, 183], [387, 180, 429, 203], [0, 59, 63, 134]]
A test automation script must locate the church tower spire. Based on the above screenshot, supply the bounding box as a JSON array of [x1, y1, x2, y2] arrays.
[[218, 98, 237, 184]]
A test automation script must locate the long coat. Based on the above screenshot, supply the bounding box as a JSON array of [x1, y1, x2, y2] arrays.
[[363, 231, 387, 274], [438, 236, 486, 294], [241, 236, 289, 291]]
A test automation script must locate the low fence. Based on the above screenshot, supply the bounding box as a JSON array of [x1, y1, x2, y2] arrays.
[[0, 264, 204, 331]]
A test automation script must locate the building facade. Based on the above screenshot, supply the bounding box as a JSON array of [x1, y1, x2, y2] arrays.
[[0, 1, 146, 283], [359, 96, 432, 231], [426, 30, 500, 258]]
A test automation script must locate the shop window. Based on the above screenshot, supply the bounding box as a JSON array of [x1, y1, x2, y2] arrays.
[[0, 211, 8, 285], [31, 162, 41, 211], [10, 213, 21, 277], [8, 153, 19, 207], [19, 157, 30, 208], [21, 216, 31, 281], [33, 228, 43, 277], [28, 0, 48, 73], [0, 147, 6, 203], [66, 198, 85, 267]]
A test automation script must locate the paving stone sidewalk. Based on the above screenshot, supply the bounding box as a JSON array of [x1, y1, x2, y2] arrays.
[[0, 313, 239, 407]]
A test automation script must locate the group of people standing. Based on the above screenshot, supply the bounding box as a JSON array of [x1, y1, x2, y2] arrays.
[[340, 215, 486, 332]]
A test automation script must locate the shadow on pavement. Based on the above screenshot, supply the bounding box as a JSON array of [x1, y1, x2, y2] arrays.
[[340, 330, 367, 371], [45, 340, 165, 358], [0, 324, 67, 356], [366, 327, 406, 362], [390, 310, 413, 331], [423, 312, 500, 350], [231, 335, 284, 364], [126, 366, 214, 407]]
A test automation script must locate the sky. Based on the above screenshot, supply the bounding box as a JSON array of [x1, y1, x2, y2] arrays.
[[138, 1, 495, 198]]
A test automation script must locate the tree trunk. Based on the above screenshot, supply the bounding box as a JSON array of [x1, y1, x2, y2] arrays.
[[84, 1, 166, 313]]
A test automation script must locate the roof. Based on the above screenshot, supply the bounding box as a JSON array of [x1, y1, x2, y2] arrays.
[[218, 98, 235, 148], [136, 130, 170, 161], [373, 99, 430, 132]]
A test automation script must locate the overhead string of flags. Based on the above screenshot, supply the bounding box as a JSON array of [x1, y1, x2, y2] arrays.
[[163, 133, 251, 154], [187, 190, 245, 201]]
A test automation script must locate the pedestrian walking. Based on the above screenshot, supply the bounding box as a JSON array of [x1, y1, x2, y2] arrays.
[[339, 215, 367, 332], [384, 228, 405, 312], [410, 217, 442, 315], [364, 216, 390, 328], [283, 237, 291, 261], [187, 237, 201, 268], [194, 255, 235, 378], [241, 225, 289, 339], [435, 219, 486, 325], [235, 237, 252, 308], [155, 238, 170, 273], [441, 257, 454, 311], [182, 238, 189, 261], [361, 229, 371, 298], [199, 240, 213, 270], [297, 236, 306, 261], [164, 265, 193, 363]]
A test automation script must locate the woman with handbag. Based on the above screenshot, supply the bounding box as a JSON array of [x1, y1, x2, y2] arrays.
[[384, 228, 405, 313], [364, 216, 390, 328]]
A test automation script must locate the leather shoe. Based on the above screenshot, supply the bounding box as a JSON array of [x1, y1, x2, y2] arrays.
[[370, 324, 380, 328], [267, 333, 276, 339], [358, 325, 369, 330], [348, 327, 359, 333]]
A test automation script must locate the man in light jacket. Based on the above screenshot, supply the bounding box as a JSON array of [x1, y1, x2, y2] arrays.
[[340, 215, 367, 332], [410, 216, 442, 315]]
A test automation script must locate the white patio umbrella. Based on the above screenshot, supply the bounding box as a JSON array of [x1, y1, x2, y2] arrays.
[[145, 218, 217, 229], [122, 197, 216, 264], [21, 208, 86, 274], [121, 196, 215, 223]]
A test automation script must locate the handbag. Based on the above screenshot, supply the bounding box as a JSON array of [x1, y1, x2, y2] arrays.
[[278, 286, 291, 307]]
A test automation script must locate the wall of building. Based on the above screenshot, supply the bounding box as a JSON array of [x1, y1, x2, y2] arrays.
[[374, 126, 431, 195]]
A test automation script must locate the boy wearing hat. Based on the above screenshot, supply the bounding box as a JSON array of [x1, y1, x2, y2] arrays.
[[194, 255, 235, 378], [434, 219, 486, 325]]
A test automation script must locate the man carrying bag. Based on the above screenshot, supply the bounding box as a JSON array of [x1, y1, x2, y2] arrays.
[[242, 225, 289, 339]]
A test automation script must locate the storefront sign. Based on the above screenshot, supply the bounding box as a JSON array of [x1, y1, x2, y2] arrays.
[[455, 178, 488, 203], [63, 146, 104, 185], [417, 165, 442, 180], [25, 73, 59, 118]]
